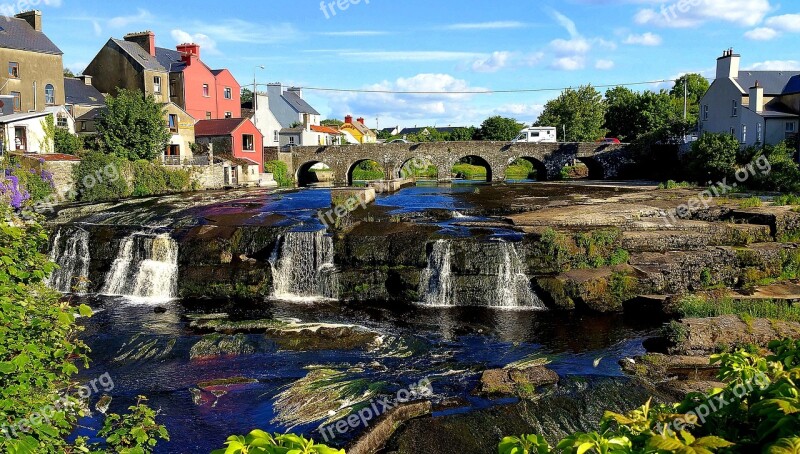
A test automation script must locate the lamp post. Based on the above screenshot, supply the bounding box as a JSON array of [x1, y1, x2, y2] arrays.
[[253, 65, 265, 127]]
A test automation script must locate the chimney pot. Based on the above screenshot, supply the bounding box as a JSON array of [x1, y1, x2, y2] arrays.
[[15, 10, 42, 32], [345, 115, 353, 124], [124, 30, 156, 57], [357, 117, 365, 125]]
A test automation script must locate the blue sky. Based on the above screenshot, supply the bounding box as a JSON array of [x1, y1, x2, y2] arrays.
[[35, 0, 800, 128]]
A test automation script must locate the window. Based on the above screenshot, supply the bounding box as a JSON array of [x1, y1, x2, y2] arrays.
[[757, 123, 763, 143], [154, 76, 162, 94], [168, 114, 178, 133], [273, 130, 278, 142], [224, 111, 232, 119], [202, 84, 209, 97], [242, 134, 254, 151], [80, 121, 86, 132], [732, 100, 738, 117], [703, 105, 709, 121], [289, 136, 296, 145], [170, 79, 178, 98], [206, 112, 212, 120], [11, 91, 20, 112], [56, 114, 67, 128], [788, 122, 796, 133], [44, 84, 55, 105], [741, 125, 747, 143], [730, 127, 736, 136], [224, 87, 232, 99], [8, 62, 18, 78]]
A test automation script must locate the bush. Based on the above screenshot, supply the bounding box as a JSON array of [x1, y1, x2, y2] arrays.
[[213, 430, 343, 454], [686, 133, 739, 183], [3, 158, 54, 205], [500, 340, 800, 453], [753, 142, 800, 193], [657, 180, 692, 190], [773, 194, 800, 206], [265, 160, 293, 187], [165, 167, 192, 192], [130, 160, 167, 196], [73, 150, 131, 202], [54, 128, 82, 155], [738, 197, 762, 208]]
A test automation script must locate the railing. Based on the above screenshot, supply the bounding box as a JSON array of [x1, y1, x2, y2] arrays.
[[162, 155, 225, 166], [162, 155, 182, 166]]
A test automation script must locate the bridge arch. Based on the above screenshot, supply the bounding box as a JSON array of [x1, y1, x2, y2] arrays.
[[452, 155, 492, 182], [575, 157, 605, 180], [397, 156, 438, 180], [296, 160, 333, 187], [347, 159, 386, 185], [506, 156, 548, 182]]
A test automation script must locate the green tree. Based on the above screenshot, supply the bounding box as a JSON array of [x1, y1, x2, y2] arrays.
[[241, 87, 254, 104], [670, 74, 710, 126], [97, 89, 170, 161], [687, 132, 739, 182], [603, 86, 641, 142], [321, 119, 344, 128], [536, 85, 607, 142], [449, 127, 476, 141], [477, 116, 525, 141], [63, 68, 75, 78], [54, 128, 82, 155]]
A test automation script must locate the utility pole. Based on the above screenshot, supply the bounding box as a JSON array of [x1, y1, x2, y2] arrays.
[[683, 78, 688, 142], [253, 65, 265, 127]]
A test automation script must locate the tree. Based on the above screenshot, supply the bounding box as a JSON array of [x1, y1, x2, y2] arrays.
[[54, 128, 82, 155], [321, 119, 344, 127], [476, 116, 524, 141], [97, 89, 171, 161], [687, 132, 739, 182], [536, 85, 606, 142], [63, 68, 75, 78], [241, 87, 254, 105], [449, 127, 476, 141], [670, 74, 710, 127], [604, 86, 641, 142]]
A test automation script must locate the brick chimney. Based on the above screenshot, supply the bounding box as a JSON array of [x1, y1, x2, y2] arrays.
[[176, 43, 200, 65], [345, 115, 353, 124], [77, 75, 93, 86], [124, 31, 156, 57], [15, 10, 41, 32], [749, 81, 764, 114], [716, 48, 740, 80], [357, 117, 365, 125]]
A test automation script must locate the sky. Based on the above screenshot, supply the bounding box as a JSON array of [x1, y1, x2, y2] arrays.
[[30, 0, 800, 129]]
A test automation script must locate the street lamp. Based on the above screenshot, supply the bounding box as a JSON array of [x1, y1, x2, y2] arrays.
[[253, 65, 265, 126]]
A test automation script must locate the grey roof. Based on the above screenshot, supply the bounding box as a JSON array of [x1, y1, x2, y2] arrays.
[[0, 16, 62, 55], [282, 91, 320, 115], [64, 78, 105, 106], [0, 110, 50, 123], [735, 70, 799, 95], [785, 75, 800, 95], [111, 39, 166, 71], [154, 47, 186, 72], [75, 106, 106, 121], [279, 127, 304, 135]]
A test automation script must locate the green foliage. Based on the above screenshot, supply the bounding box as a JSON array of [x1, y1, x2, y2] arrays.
[[212, 430, 344, 454], [40, 115, 56, 154], [675, 294, 800, 323], [88, 396, 170, 453], [54, 127, 82, 155], [321, 119, 344, 128], [752, 142, 800, 193], [73, 150, 131, 202], [5, 158, 55, 204], [670, 74, 710, 127], [773, 194, 800, 206], [97, 89, 171, 161], [352, 160, 384, 181], [536, 85, 607, 142], [241, 88, 253, 105], [658, 180, 692, 190], [477, 116, 525, 141], [738, 197, 762, 209], [265, 160, 293, 187], [537, 228, 628, 272], [604, 87, 679, 143], [506, 159, 536, 180], [449, 127, 477, 141], [452, 162, 488, 180], [130, 160, 167, 197], [500, 341, 800, 453], [687, 133, 740, 182]]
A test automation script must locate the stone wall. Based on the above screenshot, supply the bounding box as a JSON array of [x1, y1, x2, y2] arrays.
[[288, 141, 632, 185], [45, 161, 80, 194], [190, 164, 225, 190]]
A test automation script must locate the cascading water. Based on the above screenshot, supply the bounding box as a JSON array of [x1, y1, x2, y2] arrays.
[[269, 229, 338, 301], [101, 232, 179, 301], [419, 239, 546, 310], [419, 240, 454, 306], [47, 226, 91, 294]]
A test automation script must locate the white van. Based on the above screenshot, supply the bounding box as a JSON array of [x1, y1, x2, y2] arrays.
[[512, 127, 557, 144]]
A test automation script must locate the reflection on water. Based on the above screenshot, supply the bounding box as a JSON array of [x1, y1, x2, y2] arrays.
[[73, 297, 657, 452]]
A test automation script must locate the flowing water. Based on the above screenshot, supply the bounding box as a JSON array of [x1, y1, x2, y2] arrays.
[[420, 240, 455, 306], [101, 232, 179, 302], [47, 226, 91, 294], [269, 229, 338, 301]]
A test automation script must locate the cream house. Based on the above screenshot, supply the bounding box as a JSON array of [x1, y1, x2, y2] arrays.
[[699, 49, 799, 147]]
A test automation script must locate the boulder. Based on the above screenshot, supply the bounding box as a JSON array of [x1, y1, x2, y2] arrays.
[[477, 365, 559, 396]]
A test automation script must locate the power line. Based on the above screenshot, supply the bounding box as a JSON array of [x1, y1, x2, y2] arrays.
[[298, 77, 711, 95]]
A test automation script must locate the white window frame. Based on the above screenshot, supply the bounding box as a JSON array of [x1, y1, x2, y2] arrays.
[[44, 84, 55, 105], [741, 125, 747, 143], [154, 76, 162, 94], [757, 123, 763, 143], [224, 87, 232, 99]]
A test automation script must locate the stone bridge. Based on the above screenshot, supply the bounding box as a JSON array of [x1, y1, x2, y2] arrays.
[[279, 141, 634, 186]]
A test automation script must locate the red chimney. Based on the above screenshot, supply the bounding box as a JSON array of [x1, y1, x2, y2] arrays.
[[176, 43, 200, 65], [345, 115, 353, 124], [124, 31, 156, 57], [357, 117, 365, 125]]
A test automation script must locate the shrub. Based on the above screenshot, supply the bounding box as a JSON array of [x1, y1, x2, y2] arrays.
[[73, 150, 131, 202], [658, 180, 692, 190], [686, 132, 739, 183], [738, 197, 762, 209], [773, 194, 800, 206], [212, 430, 343, 454], [675, 294, 800, 322], [265, 160, 293, 187], [165, 167, 192, 192], [130, 160, 167, 196], [54, 127, 82, 155]]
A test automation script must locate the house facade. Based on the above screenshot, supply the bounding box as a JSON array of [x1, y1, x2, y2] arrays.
[[0, 96, 72, 154], [700, 49, 800, 147], [65, 75, 105, 135], [340, 115, 377, 144], [163, 102, 196, 164], [194, 117, 264, 170], [0, 11, 65, 114]]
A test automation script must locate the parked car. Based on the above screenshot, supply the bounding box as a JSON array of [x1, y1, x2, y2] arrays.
[[596, 138, 621, 144], [512, 127, 557, 144]]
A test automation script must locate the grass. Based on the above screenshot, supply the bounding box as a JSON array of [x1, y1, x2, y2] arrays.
[[773, 194, 800, 206], [738, 197, 763, 209], [658, 180, 693, 190], [676, 294, 800, 323], [452, 163, 487, 180]]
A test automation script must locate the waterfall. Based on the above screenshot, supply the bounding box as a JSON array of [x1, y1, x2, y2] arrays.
[[101, 232, 179, 302], [419, 239, 546, 310], [269, 229, 338, 301], [47, 226, 91, 294], [419, 240, 454, 307]]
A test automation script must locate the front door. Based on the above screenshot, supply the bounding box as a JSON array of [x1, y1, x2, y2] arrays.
[[14, 127, 26, 151]]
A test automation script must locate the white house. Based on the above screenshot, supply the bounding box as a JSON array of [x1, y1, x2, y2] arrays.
[[699, 49, 800, 147], [0, 96, 75, 154], [249, 85, 329, 148]]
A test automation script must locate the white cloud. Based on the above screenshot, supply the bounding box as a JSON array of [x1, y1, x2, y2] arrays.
[[171, 30, 219, 55], [444, 21, 527, 30], [107, 8, 153, 29], [544, 9, 616, 71], [551, 56, 585, 71], [550, 37, 592, 55], [744, 27, 778, 40], [471, 51, 512, 73], [765, 14, 800, 33], [635, 0, 771, 28], [623, 32, 662, 46], [191, 20, 299, 44], [595, 59, 615, 70], [745, 60, 800, 71]]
